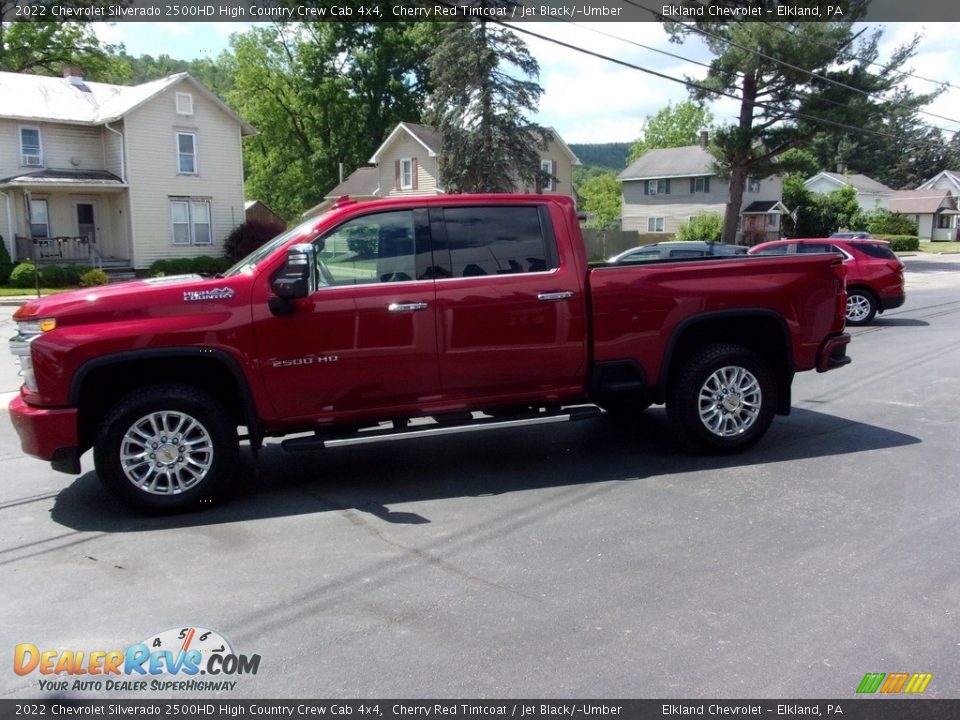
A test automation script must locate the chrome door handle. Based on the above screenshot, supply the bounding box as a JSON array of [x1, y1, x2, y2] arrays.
[[388, 302, 429, 312], [537, 291, 574, 302]]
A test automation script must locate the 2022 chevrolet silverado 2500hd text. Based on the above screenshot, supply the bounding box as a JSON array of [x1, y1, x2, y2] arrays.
[[9, 195, 851, 512]]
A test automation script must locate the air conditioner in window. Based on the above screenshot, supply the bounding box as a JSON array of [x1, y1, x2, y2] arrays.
[[23, 155, 42, 167]]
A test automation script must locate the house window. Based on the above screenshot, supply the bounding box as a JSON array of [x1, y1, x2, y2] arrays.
[[767, 213, 779, 228], [747, 177, 761, 193], [20, 127, 42, 167], [400, 158, 413, 190], [170, 199, 212, 245], [693, 177, 707, 193], [29, 199, 49, 237], [647, 216, 665, 233], [176, 92, 194, 115], [647, 179, 668, 195], [540, 159, 556, 192], [938, 214, 953, 229], [176, 132, 198, 174]]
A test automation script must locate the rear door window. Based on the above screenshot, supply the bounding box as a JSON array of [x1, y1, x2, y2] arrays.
[[439, 206, 556, 277]]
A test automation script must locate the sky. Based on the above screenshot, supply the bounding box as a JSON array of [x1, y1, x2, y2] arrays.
[[94, 21, 960, 147]]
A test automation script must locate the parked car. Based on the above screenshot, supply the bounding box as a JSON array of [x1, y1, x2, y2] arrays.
[[829, 231, 873, 239], [608, 241, 748, 264], [9, 195, 850, 512], [749, 238, 905, 325]]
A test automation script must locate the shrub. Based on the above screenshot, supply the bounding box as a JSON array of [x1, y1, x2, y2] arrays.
[[877, 235, 920, 252], [149, 256, 233, 277], [63, 265, 94, 286], [9, 262, 38, 289], [79, 269, 109, 287], [38, 265, 68, 288], [676, 212, 723, 243], [866, 209, 918, 237], [224, 219, 285, 262], [0, 238, 12, 285]]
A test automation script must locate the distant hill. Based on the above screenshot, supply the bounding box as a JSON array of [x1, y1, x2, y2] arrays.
[[569, 143, 633, 172]]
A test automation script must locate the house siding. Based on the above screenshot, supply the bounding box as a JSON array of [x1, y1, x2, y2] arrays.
[[378, 135, 439, 197], [102, 121, 125, 180], [621, 175, 782, 235], [123, 82, 245, 268], [0, 119, 105, 177]]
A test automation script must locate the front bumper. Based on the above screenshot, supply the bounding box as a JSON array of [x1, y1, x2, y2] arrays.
[[8, 396, 81, 474], [817, 333, 852, 373]]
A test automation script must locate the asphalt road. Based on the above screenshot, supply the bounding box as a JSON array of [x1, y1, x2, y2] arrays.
[[1, 254, 958, 700]]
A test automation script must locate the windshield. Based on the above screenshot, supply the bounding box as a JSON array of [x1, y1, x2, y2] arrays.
[[222, 215, 325, 277]]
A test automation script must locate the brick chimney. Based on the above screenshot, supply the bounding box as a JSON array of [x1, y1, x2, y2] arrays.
[[836, 161, 847, 174], [699, 130, 709, 148], [62, 65, 86, 87]]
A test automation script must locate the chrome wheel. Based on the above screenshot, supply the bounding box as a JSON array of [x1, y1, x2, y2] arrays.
[[697, 365, 762, 438], [120, 410, 213, 495], [846, 294, 872, 323]]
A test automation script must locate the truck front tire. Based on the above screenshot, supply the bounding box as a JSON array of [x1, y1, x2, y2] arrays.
[[667, 343, 776, 453], [93, 385, 238, 512]]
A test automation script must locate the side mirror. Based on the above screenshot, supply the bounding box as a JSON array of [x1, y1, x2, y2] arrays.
[[268, 243, 315, 316], [270, 243, 315, 299]]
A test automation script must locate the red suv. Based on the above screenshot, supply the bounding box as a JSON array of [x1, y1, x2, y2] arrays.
[[749, 238, 905, 325]]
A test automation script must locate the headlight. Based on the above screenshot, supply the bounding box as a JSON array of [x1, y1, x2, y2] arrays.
[[16, 318, 56, 335], [10, 335, 38, 393]]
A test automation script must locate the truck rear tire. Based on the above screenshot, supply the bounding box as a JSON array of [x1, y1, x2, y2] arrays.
[[93, 385, 238, 512], [667, 343, 776, 453]]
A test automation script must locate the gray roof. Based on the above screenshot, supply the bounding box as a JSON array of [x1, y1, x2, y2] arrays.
[[0, 70, 255, 134], [618, 145, 714, 181], [325, 166, 380, 199], [742, 200, 787, 214], [0, 168, 124, 187], [887, 190, 958, 214], [402, 123, 442, 154]]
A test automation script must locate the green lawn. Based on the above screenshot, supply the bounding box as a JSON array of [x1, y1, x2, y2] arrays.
[[918, 241, 960, 254], [0, 287, 72, 297]]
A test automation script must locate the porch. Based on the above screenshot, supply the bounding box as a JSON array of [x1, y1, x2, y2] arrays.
[[15, 235, 105, 265]]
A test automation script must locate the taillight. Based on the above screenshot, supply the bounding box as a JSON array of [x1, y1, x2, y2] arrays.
[[832, 260, 848, 331]]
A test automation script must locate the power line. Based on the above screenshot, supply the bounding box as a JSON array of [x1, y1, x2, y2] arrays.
[[620, 0, 960, 130], [500, 21, 929, 149], [565, 21, 957, 138]]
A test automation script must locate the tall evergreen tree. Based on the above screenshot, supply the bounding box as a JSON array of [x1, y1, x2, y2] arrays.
[[664, 3, 939, 243], [424, 7, 551, 193]]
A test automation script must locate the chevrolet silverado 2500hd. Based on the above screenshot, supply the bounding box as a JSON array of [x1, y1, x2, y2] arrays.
[[9, 194, 851, 511]]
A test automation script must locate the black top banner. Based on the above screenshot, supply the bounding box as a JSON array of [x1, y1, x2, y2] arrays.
[[2, 700, 960, 720], [3, 0, 960, 23]]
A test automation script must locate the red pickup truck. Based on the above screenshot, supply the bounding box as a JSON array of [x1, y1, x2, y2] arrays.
[[9, 195, 851, 511]]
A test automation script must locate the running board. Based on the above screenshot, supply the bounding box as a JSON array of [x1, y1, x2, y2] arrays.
[[281, 406, 602, 452]]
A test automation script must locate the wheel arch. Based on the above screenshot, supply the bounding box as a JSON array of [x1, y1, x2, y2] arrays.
[[658, 310, 794, 415], [71, 348, 262, 453]]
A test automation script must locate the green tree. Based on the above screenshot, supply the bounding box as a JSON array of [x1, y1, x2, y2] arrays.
[[0, 3, 129, 81], [676, 213, 724, 243], [225, 21, 434, 219], [664, 7, 938, 243], [578, 174, 622, 229], [424, 8, 550, 193], [628, 100, 714, 162]]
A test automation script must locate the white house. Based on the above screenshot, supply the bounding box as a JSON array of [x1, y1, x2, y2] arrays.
[[803, 168, 894, 211], [0, 68, 255, 270]]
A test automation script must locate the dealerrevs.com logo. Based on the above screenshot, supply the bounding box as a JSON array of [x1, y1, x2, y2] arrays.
[[856, 672, 933, 694], [14, 626, 260, 693]]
